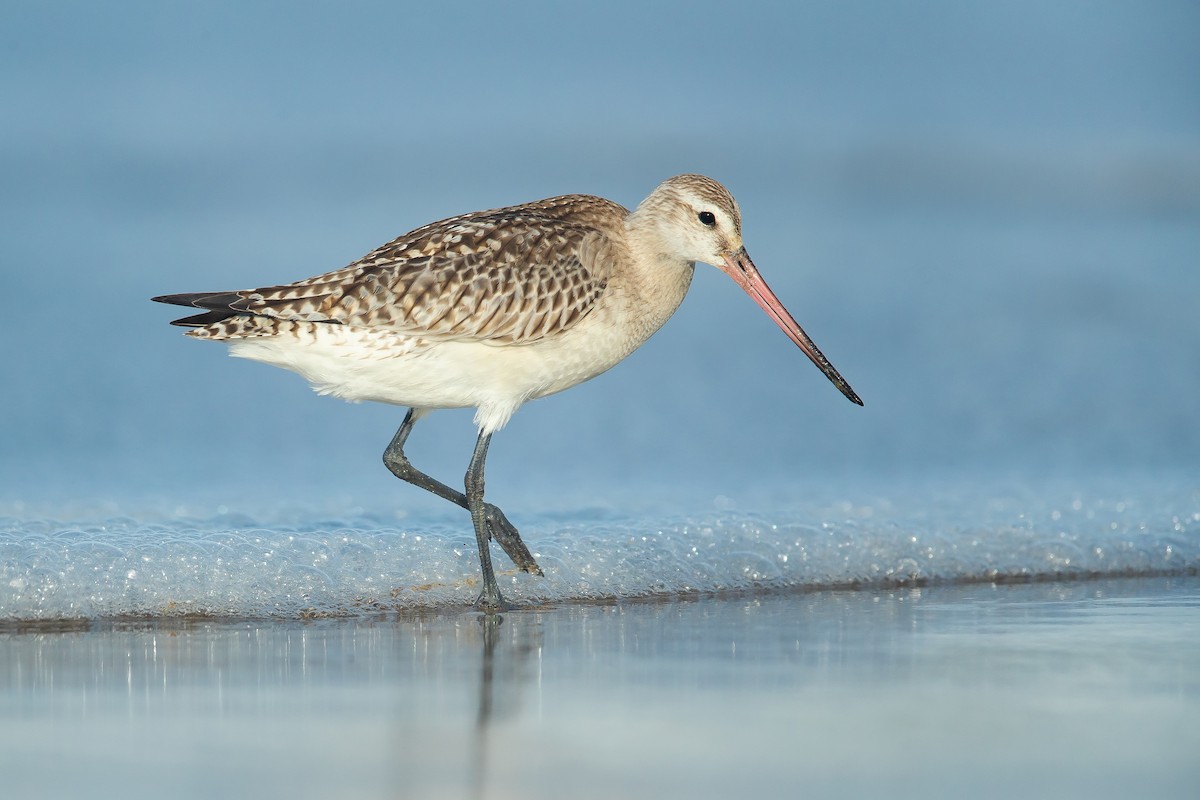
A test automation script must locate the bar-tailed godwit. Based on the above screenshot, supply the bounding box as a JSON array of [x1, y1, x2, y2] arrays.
[[153, 174, 862, 610]]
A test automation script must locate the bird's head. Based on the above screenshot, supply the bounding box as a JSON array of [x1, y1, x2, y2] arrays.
[[634, 174, 863, 406], [636, 173, 744, 267]]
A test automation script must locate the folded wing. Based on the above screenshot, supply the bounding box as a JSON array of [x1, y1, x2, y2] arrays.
[[153, 195, 627, 345]]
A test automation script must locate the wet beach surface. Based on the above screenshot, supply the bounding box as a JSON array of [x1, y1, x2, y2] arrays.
[[3, 577, 1197, 800]]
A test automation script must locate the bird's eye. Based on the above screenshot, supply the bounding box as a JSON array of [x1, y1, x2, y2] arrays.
[[697, 211, 716, 227]]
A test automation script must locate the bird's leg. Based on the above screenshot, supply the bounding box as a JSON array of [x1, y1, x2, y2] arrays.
[[465, 430, 505, 611], [382, 410, 542, 576]]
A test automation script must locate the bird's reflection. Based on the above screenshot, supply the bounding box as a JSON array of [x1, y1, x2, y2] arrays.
[[468, 611, 543, 800]]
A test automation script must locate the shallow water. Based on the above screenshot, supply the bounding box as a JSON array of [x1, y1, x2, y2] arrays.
[[3, 475, 1196, 620], [2, 579, 1197, 800]]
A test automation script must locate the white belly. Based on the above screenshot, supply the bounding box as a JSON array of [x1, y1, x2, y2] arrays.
[[224, 308, 656, 433]]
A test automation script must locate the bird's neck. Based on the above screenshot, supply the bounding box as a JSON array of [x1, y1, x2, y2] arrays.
[[620, 211, 696, 332], [623, 204, 692, 272]]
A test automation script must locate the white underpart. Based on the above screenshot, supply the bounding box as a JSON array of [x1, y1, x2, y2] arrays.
[[227, 267, 693, 434]]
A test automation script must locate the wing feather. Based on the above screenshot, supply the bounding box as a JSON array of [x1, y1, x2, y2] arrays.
[[197, 195, 626, 344]]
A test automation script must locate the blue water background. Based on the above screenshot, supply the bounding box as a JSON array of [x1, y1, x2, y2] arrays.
[[1, 1, 1197, 618]]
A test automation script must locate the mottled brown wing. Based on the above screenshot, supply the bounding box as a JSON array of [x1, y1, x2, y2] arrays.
[[224, 195, 626, 344]]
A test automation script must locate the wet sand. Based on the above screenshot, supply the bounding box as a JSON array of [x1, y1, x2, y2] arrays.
[[2, 577, 1198, 799]]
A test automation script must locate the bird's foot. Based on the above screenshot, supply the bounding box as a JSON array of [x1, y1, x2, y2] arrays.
[[483, 503, 544, 576], [475, 585, 511, 614]]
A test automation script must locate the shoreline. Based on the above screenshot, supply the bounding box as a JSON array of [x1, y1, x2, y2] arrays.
[[2, 568, 1196, 632]]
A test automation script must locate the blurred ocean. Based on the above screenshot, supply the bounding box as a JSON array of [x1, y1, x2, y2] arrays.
[[1, 1, 1197, 621]]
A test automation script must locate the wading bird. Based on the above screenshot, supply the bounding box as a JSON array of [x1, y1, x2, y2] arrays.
[[153, 174, 862, 610]]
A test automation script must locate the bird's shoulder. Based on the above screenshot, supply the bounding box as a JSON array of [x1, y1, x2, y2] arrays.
[[354, 193, 629, 270]]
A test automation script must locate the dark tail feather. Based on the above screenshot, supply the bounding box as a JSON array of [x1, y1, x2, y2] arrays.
[[152, 291, 246, 327], [151, 291, 244, 310], [167, 310, 240, 327]]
